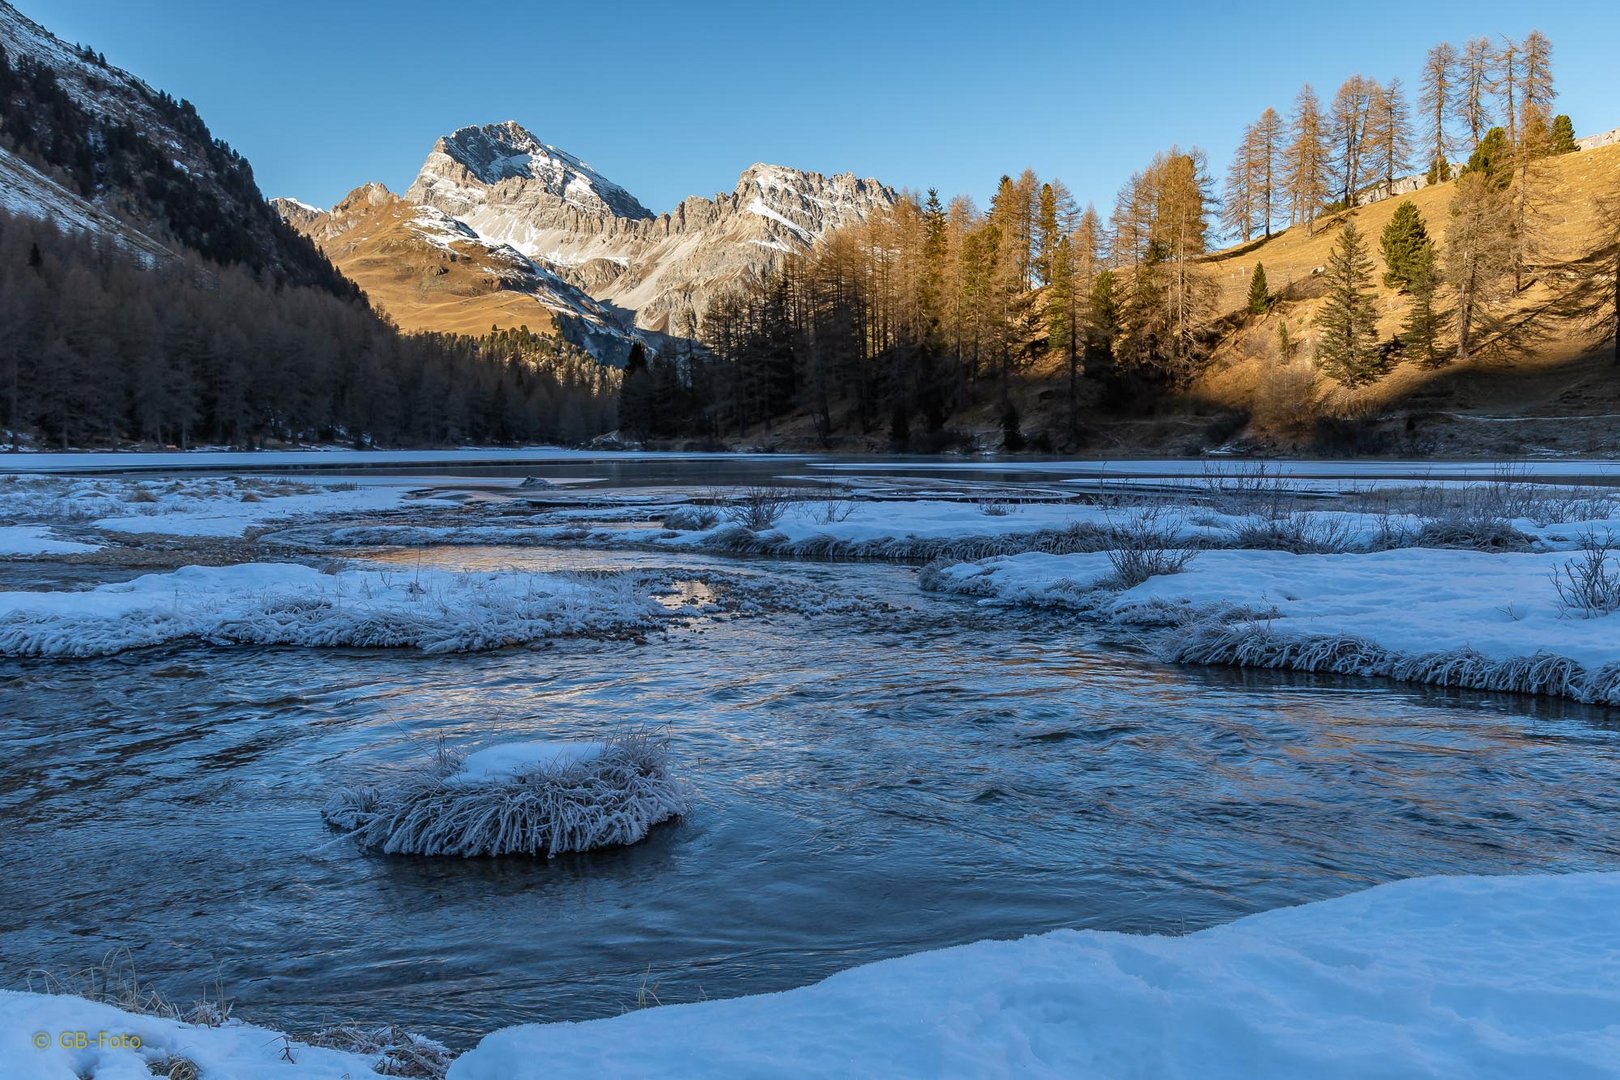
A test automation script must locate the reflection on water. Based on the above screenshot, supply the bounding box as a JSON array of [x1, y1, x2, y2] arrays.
[[3, 551, 1620, 1047]]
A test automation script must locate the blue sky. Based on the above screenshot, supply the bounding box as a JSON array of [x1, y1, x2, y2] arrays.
[[19, 0, 1620, 216]]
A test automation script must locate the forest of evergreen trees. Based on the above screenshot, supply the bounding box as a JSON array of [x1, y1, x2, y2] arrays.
[[622, 29, 1618, 450], [0, 38, 351, 296], [0, 32, 623, 450], [0, 211, 619, 448]]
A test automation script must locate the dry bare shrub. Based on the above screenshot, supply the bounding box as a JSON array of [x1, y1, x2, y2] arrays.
[[724, 487, 799, 530], [1104, 506, 1198, 588], [1552, 531, 1620, 618], [1249, 359, 1320, 434], [812, 497, 860, 524]]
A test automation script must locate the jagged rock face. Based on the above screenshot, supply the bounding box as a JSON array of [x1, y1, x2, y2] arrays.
[[404, 122, 896, 334], [405, 121, 653, 223], [268, 197, 328, 234]]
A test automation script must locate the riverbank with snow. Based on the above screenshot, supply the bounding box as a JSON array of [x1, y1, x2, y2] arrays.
[[0, 563, 661, 657], [930, 544, 1620, 704], [9, 872, 1616, 1079]]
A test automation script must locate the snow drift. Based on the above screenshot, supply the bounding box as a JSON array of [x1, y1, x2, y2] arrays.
[[0, 563, 662, 657], [445, 872, 1620, 1079], [323, 733, 687, 857], [932, 547, 1620, 705], [8, 873, 1620, 1078]]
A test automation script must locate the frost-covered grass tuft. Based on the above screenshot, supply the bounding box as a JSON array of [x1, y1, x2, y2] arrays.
[[1168, 622, 1393, 676], [1168, 620, 1620, 705], [323, 733, 688, 858], [1414, 514, 1534, 552], [662, 505, 720, 531], [1232, 511, 1356, 554], [304, 1024, 455, 1079], [23, 947, 233, 1028]]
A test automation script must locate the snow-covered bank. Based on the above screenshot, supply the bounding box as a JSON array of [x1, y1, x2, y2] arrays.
[[9, 873, 1616, 1079], [931, 546, 1620, 703], [0, 473, 446, 539], [447, 872, 1620, 1079], [0, 524, 100, 556], [0, 990, 389, 1078], [0, 563, 661, 657]]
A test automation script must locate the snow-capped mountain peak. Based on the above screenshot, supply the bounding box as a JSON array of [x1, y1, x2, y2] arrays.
[[410, 121, 652, 221]]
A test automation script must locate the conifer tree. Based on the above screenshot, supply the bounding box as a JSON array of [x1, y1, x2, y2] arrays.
[[1328, 76, 1374, 207], [1461, 127, 1511, 189], [1088, 269, 1118, 357], [1365, 78, 1413, 190], [1379, 201, 1433, 291], [1314, 222, 1381, 385], [1222, 123, 1261, 243], [1000, 401, 1025, 451], [1551, 115, 1577, 153], [1401, 245, 1447, 366], [1255, 107, 1284, 238], [1047, 233, 1083, 437], [1247, 263, 1270, 314], [1493, 36, 1522, 149], [1276, 319, 1298, 364], [1036, 183, 1060, 287]]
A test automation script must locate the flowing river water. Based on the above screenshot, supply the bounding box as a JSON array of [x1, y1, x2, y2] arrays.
[[4, 460, 1620, 1048]]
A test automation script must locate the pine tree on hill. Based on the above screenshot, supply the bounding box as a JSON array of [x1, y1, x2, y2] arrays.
[[1461, 127, 1511, 189], [1314, 222, 1382, 386], [1552, 115, 1577, 154], [1247, 263, 1270, 314], [1401, 245, 1448, 366], [1380, 201, 1434, 292]]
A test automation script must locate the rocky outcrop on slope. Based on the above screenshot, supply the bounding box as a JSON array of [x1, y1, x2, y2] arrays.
[[273, 183, 653, 363]]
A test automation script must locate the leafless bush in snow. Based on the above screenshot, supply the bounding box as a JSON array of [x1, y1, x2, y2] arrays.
[[724, 486, 799, 530], [1552, 531, 1620, 618], [1104, 505, 1198, 588], [812, 497, 860, 524]]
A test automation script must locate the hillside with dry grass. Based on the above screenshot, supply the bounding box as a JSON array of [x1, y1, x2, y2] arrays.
[[935, 140, 1620, 458], [278, 185, 568, 339]]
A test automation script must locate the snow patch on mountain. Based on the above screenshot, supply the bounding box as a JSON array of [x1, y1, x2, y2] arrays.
[[0, 145, 169, 258], [398, 121, 897, 335], [408, 121, 653, 222]]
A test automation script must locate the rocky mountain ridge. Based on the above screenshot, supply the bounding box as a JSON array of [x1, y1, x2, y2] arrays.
[[280, 120, 896, 352], [272, 181, 651, 361]]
